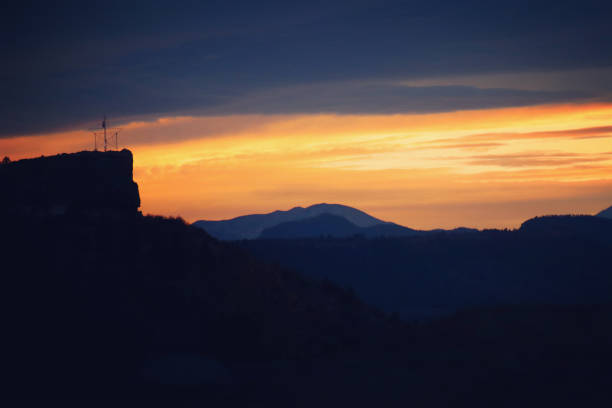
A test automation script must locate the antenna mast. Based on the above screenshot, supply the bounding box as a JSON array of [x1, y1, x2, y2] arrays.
[[103, 115, 107, 151], [89, 115, 123, 152]]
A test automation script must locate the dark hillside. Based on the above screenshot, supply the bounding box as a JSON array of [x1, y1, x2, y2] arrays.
[[4, 151, 612, 407], [243, 216, 612, 319], [1, 151, 388, 405], [6, 212, 612, 407], [520, 214, 612, 243], [4, 212, 390, 405]]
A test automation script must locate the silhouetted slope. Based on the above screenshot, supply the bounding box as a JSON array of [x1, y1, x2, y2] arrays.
[[243, 215, 612, 319], [0, 150, 140, 215], [193, 203, 385, 240], [597, 205, 612, 219], [520, 214, 612, 243], [5, 212, 389, 403], [8, 212, 612, 408], [401, 304, 612, 408], [6, 151, 612, 407], [276, 303, 612, 408]]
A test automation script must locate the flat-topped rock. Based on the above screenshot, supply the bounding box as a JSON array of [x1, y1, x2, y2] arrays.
[[0, 149, 140, 215]]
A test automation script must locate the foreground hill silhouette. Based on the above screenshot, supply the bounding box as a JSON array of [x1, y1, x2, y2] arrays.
[[244, 214, 612, 319], [4, 151, 612, 407]]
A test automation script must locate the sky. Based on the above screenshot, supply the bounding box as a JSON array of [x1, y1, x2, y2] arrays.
[[2, 0, 612, 229]]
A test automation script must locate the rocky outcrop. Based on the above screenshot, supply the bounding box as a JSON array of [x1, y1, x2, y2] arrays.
[[0, 149, 140, 215]]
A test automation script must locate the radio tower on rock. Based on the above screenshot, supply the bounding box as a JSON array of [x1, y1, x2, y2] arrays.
[[89, 115, 122, 152]]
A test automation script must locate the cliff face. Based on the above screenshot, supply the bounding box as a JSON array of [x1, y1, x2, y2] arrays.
[[0, 149, 140, 215]]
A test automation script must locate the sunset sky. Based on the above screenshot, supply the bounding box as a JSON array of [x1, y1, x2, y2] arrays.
[[2, 1, 612, 229]]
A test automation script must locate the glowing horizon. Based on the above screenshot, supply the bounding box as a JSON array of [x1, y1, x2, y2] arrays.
[[2, 102, 612, 229]]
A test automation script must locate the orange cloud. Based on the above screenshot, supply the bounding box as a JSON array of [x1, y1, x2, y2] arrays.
[[2, 102, 612, 229]]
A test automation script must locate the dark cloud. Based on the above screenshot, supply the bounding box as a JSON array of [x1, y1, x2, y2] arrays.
[[2, 0, 612, 137], [206, 83, 591, 115]]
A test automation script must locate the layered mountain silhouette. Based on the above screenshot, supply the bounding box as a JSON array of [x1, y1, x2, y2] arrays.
[[194, 203, 476, 240], [6, 151, 612, 407], [259, 213, 422, 239], [243, 214, 612, 319], [193, 203, 385, 240]]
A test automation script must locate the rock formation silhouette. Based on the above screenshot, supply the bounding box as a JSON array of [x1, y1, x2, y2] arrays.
[[0, 149, 140, 216]]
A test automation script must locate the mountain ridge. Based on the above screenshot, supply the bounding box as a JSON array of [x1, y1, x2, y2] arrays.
[[193, 203, 386, 240], [194, 203, 477, 240]]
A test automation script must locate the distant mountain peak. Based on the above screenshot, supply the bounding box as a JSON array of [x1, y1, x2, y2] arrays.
[[193, 203, 386, 240], [193, 203, 482, 241]]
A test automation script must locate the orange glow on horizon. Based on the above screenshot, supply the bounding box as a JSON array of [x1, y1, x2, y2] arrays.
[[2, 102, 612, 229]]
